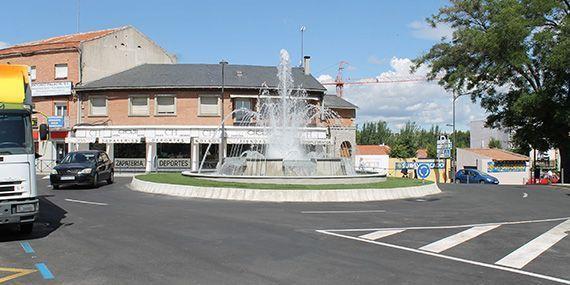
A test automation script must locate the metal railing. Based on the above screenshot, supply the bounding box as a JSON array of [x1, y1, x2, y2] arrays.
[[36, 159, 56, 173]]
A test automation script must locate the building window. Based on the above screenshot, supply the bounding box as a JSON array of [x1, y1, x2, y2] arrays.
[[155, 95, 176, 116], [54, 102, 67, 116], [30, 66, 36, 81], [54, 64, 68, 80], [129, 95, 149, 116], [89, 96, 107, 116], [233, 98, 252, 124], [199, 95, 220, 116]]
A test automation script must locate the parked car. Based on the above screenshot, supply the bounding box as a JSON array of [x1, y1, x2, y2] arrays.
[[455, 169, 499, 184], [50, 150, 114, 189]]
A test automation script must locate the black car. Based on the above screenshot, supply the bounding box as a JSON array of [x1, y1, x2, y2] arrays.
[[50, 150, 114, 189]]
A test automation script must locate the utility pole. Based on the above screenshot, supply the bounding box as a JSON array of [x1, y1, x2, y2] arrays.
[[451, 92, 467, 181], [218, 60, 228, 167]]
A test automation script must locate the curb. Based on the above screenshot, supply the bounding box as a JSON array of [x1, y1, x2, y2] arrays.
[[130, 177, 441, 202]]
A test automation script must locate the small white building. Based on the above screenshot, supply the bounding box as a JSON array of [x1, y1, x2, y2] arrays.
[[354, 145, 390, 173], [457, 148, 530, 185]]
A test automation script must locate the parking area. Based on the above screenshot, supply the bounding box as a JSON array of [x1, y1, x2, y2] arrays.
[[0, 177, 568, 284]]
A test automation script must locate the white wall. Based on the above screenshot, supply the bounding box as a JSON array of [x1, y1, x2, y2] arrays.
[[355, 154, 389, 172], [81, 27, 175, 83], [457, 148, 481, 170]]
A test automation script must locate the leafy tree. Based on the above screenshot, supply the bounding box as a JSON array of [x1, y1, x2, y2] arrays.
[[388, 143, 410, 158], [414, 0, 570, 179], [488, 137, 503, 149]]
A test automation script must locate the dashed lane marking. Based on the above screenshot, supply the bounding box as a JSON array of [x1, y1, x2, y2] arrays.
[[301, 210, 386, 214], [35, 263, 54, 280], [0, 267, 37, 284], [64, 198, 108, 206], [19, 242, 34, 254]]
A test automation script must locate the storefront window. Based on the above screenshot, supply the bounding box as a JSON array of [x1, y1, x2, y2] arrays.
[[157, 144, 190, 158], [114, 143, 146, 158], [199, 144, 219, 169]]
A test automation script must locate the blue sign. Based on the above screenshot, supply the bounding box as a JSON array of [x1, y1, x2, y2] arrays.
[[417, 163, 431, 179], [47, 116, 65, 128]]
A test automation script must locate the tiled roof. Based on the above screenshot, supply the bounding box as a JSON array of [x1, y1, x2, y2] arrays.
[[416, 149, 428, 159], [0, 27, 126, 56], [356, 145, 390, 155], [323, 94, 358, 109], [76, 64, 327, 92], [462, 148, 530, 161]]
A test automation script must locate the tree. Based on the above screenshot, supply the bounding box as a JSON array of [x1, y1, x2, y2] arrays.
[[356, 121, 393, 145], [388, 143, 410, 158], [488, 137, 503, 149], [415, 0, 569, 179]]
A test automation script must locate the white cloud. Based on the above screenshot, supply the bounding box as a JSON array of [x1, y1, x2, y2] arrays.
[[0, 41, 9, 49], [318, 57, 485, 131], [409, 20, 453, 41]]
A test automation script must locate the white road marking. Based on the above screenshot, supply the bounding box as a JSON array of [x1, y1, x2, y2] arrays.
[[495, 219, 570, 269], [64, 199, 108, 206], [523, 193, 528, 198], [317, 230, 570, 284], [321, 216, 570, 232], [419, 225, 500, 253], [359, 229, 405, 240], [301, 210, 386, 214]]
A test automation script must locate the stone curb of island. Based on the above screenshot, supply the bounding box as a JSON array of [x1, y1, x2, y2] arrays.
[[130, 177, 442, 202]]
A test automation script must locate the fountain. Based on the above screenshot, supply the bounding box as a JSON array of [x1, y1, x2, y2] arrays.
[[183, 49, 386, 184]]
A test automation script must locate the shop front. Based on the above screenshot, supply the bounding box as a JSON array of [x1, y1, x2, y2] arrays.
[[67, 126, 331, 172]]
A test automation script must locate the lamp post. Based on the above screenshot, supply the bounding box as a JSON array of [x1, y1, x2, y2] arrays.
[[300, 26, 306, 67], [451, 92, 468, 181], [219, 60, 228, 167]]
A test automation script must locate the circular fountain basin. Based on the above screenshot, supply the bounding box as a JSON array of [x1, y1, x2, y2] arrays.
[[181, 170, 387, 185]]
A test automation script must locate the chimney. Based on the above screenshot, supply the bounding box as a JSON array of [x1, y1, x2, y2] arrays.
[[303, 55, 311, 75]]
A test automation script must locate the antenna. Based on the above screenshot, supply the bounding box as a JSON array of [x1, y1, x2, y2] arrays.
[[300, 25, 306, 67]]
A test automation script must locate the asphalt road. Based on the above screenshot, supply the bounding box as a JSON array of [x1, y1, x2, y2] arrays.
[[0, 177, 568, 284]]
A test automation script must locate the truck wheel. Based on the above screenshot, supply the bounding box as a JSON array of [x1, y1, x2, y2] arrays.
[[106, 171, 114, 184], [52, 184, 59, 190], [19, 223, 33, 234]]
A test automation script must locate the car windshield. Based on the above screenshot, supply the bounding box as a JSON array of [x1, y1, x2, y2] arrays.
[[0, 112, 34, 155], [61, 152, 97, 164]]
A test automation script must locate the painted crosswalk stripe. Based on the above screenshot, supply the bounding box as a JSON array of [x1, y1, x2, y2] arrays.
[[496, 219, 570, 269], [419, 225, 500, 253], [359, 229, 405, 240]]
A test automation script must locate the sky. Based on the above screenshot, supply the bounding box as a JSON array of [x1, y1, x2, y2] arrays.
[[0, 0, 485, 131]]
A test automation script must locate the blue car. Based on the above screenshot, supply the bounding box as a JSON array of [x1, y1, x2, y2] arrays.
[[455, 169, 499, 184]]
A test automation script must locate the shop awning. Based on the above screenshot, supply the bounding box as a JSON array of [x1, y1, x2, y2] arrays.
[[146, 137, 192, 143], [99, 137, 141, 144], [65, 137, 96, 144]]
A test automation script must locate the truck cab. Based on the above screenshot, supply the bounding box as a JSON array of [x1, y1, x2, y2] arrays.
[[0, 64, 43, 234]]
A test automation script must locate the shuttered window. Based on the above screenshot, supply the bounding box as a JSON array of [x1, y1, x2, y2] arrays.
[[55, 64, 68, 79], [129, 96, 149, 116], [199, 95, 219, 116], [90, 96, 107, 116], [156, 95, 176, 115]]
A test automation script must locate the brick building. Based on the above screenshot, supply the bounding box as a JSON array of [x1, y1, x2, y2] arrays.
[[0, 26, 175, 169], [71, 63, 357, 172]]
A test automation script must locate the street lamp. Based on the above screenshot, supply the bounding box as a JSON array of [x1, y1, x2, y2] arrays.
[[219, 60, 228, 167], [451, 92, 468, 181], [300, 26, 306, 67]]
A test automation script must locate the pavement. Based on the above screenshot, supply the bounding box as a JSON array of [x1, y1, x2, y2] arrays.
[[0, 177, 568, 284]]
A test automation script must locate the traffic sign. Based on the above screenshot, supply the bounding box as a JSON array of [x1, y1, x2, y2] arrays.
[[417, 163, 431, 179], [437, 135, 452, 158]]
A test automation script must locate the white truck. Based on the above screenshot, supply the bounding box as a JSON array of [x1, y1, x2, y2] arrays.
[[0, 64, 47, 234]]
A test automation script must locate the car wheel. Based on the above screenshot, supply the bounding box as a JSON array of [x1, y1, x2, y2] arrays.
[[454, 179, 460, 184], [19, 223, 33, 234], [52, 184, 59, 190], [107, 171, 114, 184], [92, 173, 99, 188], [479, 180, 485, 184]]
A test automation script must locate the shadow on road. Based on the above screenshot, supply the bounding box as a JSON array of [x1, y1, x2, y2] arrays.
[[0, 195, 68, 242]]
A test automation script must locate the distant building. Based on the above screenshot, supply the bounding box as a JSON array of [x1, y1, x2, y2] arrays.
[[469, 120, 511, 149], [0, 26, 175, 170], [457, 148, 530, 185], [415, 149, 428, 159], [355, 145, 390, 172]]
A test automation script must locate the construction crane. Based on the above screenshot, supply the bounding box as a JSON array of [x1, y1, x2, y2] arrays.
[[322, 61, 442, 97]]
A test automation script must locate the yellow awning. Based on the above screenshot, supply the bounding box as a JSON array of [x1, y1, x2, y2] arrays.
[[0, 64, 29, 104]]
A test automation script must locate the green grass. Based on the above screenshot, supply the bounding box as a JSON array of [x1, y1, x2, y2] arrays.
[[136, 173, 432, 190]]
